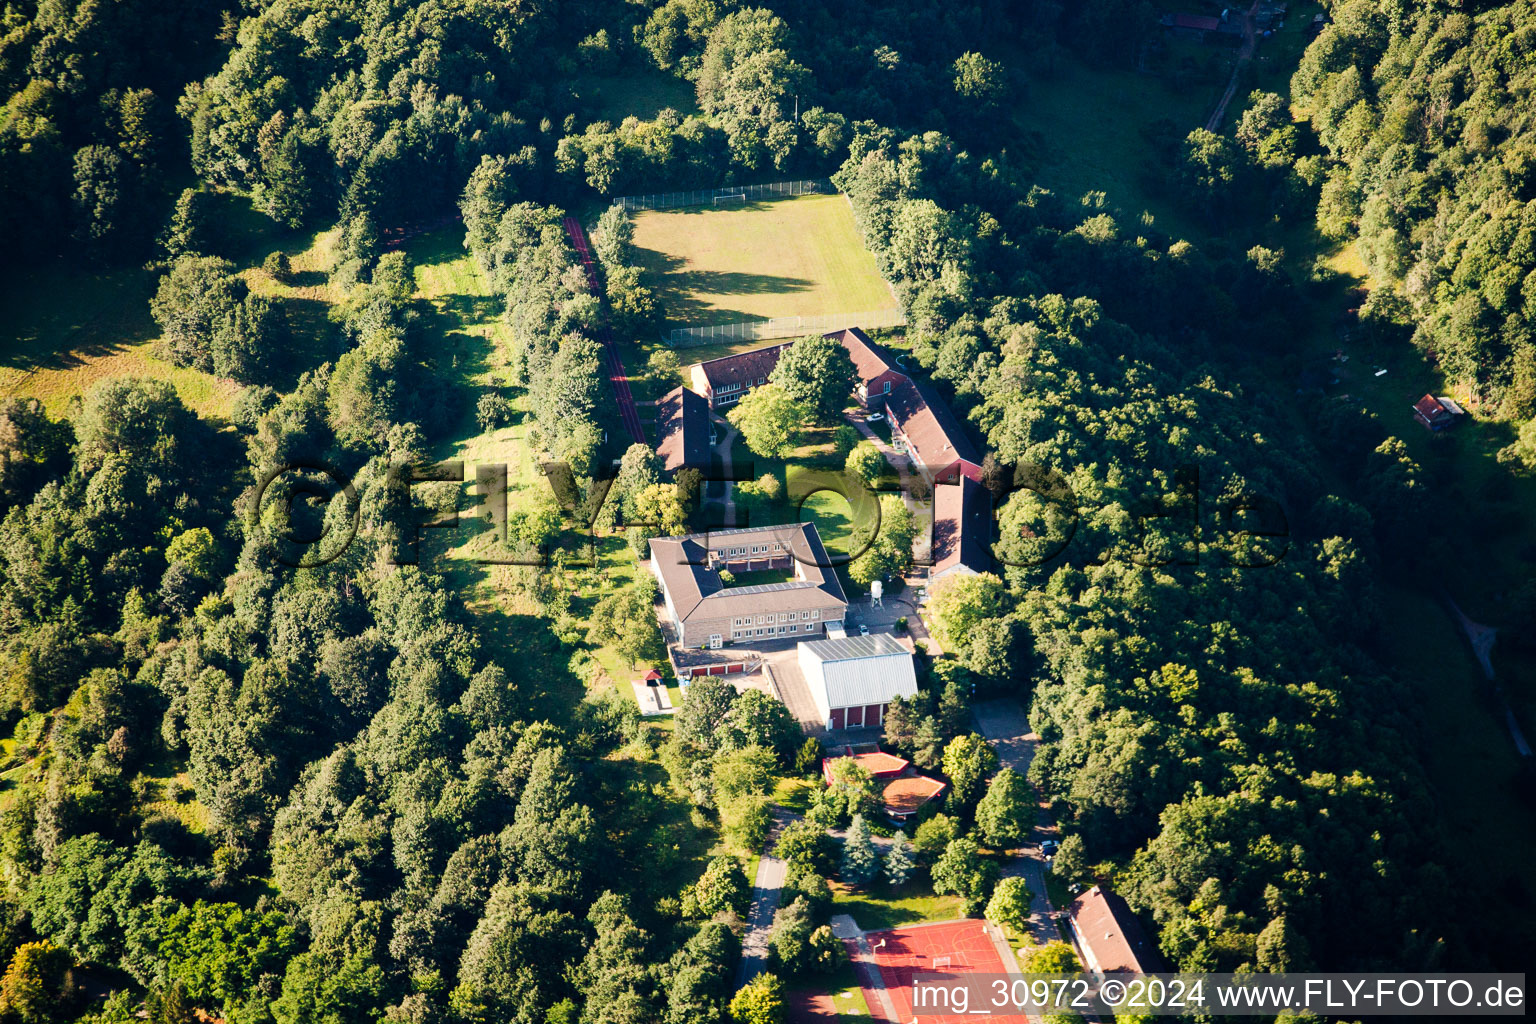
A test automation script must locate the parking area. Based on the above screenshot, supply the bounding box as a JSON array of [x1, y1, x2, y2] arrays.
[[844, 586, 936, 652]]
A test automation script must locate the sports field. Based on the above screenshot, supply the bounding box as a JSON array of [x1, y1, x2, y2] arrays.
[[630, 194, 893, 327], [862, 920, 1018, 1024]]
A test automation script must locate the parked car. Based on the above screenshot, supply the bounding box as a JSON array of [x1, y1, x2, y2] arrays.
[[866, 412, 884, 422], [1040, 839, 1059, 856], [858, 623, 869, 636]]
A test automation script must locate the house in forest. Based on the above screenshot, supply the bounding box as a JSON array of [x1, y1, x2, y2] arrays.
[[1411, 394, 1465, 432], [1066, 885, 1166, 975], [1160, 12, 1221, 38]]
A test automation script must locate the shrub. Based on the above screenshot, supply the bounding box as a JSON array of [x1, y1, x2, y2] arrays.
[[476, 392, 515, 431], [263, 250, 292, 282]]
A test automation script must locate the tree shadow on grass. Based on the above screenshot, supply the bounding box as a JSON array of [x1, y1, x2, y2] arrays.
[[273, 295, 342, 387], [0, 265, 159, 371], [632, 247, 815, 326]]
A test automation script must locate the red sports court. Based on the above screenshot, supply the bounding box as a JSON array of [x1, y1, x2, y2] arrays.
[[862, 919, 1026, 1023]]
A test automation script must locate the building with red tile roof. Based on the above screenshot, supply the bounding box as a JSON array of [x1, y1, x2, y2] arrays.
[[688, 342, 793, 409], [884, 377, 983, 486], [1411, 393, 1465, 432], [931, 475, 993, 581], [821, 747, 910, 783], [827, 327, 908, 407], [1066, 885, 1165, 975], [882, 774, 947, 822]]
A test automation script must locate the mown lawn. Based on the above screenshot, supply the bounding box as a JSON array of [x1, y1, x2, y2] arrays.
[[786, 961, 873, 1024], [631, 193, 895, 328], [798, 488, 856, 560], [772, 776, 817, 813], [829, 879, 967, 932], [725, 568, 797, 587]]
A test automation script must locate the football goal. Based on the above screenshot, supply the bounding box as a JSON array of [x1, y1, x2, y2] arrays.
[[713, 192, 748, 207], [931, 956, 953, 969]]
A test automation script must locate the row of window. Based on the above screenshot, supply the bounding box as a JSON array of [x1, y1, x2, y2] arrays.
[[721, 543, 781, 557], [713, 376, 768, 395], [730, 608, 820, 627], [731, 623, 818, 638]]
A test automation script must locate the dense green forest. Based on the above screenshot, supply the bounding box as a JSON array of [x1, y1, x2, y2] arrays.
[[0, 0, 1533, 1020], [1293, 0, 1536, 422]]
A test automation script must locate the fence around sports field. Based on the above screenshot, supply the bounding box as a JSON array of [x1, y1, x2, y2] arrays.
[[613, 178, 833, 213], [667, 308, 907, 348]]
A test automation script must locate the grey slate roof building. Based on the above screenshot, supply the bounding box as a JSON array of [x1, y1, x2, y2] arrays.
[[649, 523, 849, 649], [931, 474, 993, 581], [797, 633, 918, 730], [655, 385, 711, 473]]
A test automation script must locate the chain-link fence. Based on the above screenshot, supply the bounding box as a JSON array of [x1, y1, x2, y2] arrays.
[[614, 178, 833, 213], [667, 308, 907, 348]]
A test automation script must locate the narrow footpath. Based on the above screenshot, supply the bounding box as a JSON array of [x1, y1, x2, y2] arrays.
[[736, 806, 800, 988], [1204, 0, 1262, 132]]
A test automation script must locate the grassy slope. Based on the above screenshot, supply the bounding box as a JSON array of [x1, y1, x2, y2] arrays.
[[631, 194, 895, 328], [0, 194, 344, 420], [1012, 57, 1211, 241], [406, 228, 666, 698], [577, 66, 699, 123], [1250, 19, 1536, 950], [0, 259, 242, 420]]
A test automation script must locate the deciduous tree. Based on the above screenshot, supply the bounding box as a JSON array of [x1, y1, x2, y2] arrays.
[[727, 385, 808, 459]]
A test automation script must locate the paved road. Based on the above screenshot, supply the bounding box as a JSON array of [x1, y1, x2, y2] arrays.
[[562, 217, 645, 445], [736, 807, 800, 988], [972, 699, 1060, 948]]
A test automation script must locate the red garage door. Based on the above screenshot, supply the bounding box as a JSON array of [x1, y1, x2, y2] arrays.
[[864, 704, 882, 726], [846, 706, 864, 728], [830, 708, 844, 729]]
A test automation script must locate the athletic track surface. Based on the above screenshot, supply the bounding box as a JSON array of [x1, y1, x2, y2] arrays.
[[563, 217, 646, 445]]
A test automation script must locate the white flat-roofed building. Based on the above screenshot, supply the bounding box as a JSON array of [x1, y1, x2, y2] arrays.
[[797, 633, 918, 731]]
